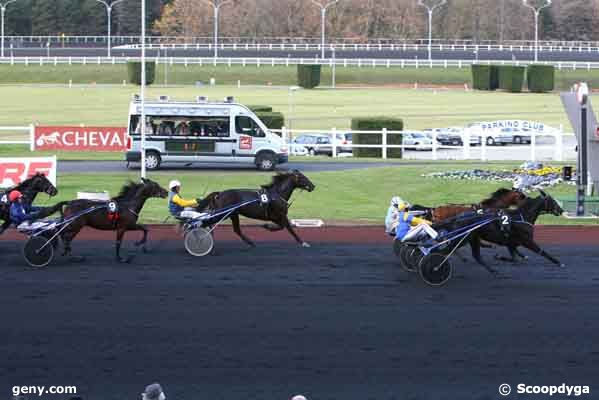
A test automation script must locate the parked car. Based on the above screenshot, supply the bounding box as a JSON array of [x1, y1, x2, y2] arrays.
[[424, 128, 480, 146], [403, 132, 433, 151], [293, 133, 352, 156], [289, 143, 309, 156]]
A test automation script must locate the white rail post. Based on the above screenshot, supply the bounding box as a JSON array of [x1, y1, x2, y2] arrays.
[[463, 128, 470, 159], [281, 126, 288, 146], [29, 124, 35, 151], [382, 128, 388, 159], [332, 127, 337, 158], [481, 132, 487, 161], [554, 129, 563, 162], [432, 131, 438, 160], [530, 131, 536, 161]]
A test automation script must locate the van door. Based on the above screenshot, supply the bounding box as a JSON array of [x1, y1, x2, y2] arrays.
[[233, 115, 268, 163]]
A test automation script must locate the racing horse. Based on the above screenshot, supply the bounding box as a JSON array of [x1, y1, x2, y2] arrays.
[[203, 170, 316, 247], [468, 189, 565, 271], [0, 173, 58, 234], [59, 178, 168, 263], [410, 188, 527, 222]]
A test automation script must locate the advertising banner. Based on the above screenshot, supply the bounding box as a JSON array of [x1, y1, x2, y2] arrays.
[[34, 126, 129, 152], [0, 156, 57, 189]]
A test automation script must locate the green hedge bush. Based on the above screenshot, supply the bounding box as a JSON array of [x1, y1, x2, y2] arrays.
[[256, 112, 285, 130], [498, 66, 525, 93], [248, 105, 273, 113], [297, 65, 321, 89], [527, 65, 555, 93], [351, 117, 403, 158], [127, 61, 156, 85], [471, 64, 499, 91]]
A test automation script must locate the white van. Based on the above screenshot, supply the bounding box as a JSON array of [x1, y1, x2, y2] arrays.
[[125, 96, 288, 170]]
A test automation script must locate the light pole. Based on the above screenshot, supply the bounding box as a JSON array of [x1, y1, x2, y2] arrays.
[[522, 0, 552, 63], [417, 0, 447, 61], [0, 0, 17, 58], [201, 0, 232, 58], [310, 0, 340, 59], [140, 0, 147, 179], [95, 0, 125, 57]]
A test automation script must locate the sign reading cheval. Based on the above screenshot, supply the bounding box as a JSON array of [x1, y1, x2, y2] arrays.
[[34, 126, 129, 152]]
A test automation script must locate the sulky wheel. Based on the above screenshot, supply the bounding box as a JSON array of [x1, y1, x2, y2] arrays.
[[399, 245, 419, 273], [22, 236, 54, 268], [184, 227, 214, 257], [419, 252, 453, 287]]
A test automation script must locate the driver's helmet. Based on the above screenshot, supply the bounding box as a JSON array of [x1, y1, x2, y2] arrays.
[[168, 180, 181, 191], [390, 196, 404, 208], [9, 190, 23, 202]]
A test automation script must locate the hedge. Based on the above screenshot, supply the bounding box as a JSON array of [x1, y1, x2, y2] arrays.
[[248, 105, 273, 113], [350, 117, 403, 158], [127, 61, 156, 85], [471, 64, 499, 91], [498, 65, 525, 93], [527, 65, 555, 93], [256, 111, 285, 130], [297, 65, 321, 89]]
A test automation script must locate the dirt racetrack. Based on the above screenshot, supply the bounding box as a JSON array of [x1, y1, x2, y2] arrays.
[[1, 227, 598, 400]]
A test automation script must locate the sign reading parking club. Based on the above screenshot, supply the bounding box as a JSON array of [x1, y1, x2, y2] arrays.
[[34, 126, 129, 152], [0, 157, 57, 188]]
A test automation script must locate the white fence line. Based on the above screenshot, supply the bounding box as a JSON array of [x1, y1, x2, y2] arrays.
[[275, 128, 575, 162], [1, 56, 599, 70], [0, 125, 35, 151]]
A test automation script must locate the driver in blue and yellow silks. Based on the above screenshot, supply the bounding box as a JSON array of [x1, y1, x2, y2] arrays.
[[168, 180, 210, 219], [385, 196, 438, 242]]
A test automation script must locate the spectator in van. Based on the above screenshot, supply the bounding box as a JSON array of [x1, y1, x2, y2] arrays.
[[158, 121, 174, 136], [135, 120, 155, 135], [176, 121, 190, 136]]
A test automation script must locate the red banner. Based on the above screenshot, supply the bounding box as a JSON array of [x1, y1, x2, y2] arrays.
[[34, 126, 129, 152], [239, 136, 252, 150], [0, 157, 57, 189]]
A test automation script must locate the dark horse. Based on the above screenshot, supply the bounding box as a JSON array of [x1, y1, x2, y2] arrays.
[[59, 178, 168, 262], [0, 173, 59, 234], [469, 189, 565, 271], [410, 188, 527, 222], [204, 170, 316, 247]]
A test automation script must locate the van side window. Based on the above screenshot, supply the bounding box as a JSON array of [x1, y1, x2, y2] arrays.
[[236, 116, 265, 138]]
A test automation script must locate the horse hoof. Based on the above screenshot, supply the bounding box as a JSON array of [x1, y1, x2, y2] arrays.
[[560, 263, 566, 268], [302, 242, 311, 248], [117, 256, 134, 264]]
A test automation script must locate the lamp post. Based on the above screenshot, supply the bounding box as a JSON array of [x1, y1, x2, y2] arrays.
[[140, 0, 147, 179], [522, 0, 552, 63], [417, 0, 446, 61], [310, 0, 340, 59], [201, 0, 232, 58], [0, 0, 17, 58], [94, 0, 125, 57]]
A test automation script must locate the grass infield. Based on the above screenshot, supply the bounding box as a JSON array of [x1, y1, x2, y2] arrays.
[[26, 164, 586, 225]]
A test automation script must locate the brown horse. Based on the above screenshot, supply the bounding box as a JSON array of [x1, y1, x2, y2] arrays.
[[203, 170, 315, 247], [411, 188, 526, 223], [59, 178, 168, 262]]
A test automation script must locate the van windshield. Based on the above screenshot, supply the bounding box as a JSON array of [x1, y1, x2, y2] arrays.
[[235, 116, 265, 137], [130, 115, 230, 137]]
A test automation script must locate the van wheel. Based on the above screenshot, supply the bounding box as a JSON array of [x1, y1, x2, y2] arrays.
[[145, 151, 161, 170], [256, 152, 276, 171]]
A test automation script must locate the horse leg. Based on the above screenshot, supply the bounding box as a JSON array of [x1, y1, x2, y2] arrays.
[[231, 214, 255, 247], [469, 236, 498, 275], [521, 239, 565, 267], [281, 217, 310, 248], [115, 229, 133, 263], [133, 224, 149, 252], [0, 219, 10, 235], [263, 223, 284, 232], [60, 224, 82, 257]]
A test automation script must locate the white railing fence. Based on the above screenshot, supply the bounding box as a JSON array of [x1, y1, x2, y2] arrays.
[[2, 56, 599, 70], [0, 125, 35, 151], [275, 128, 576, 162]]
